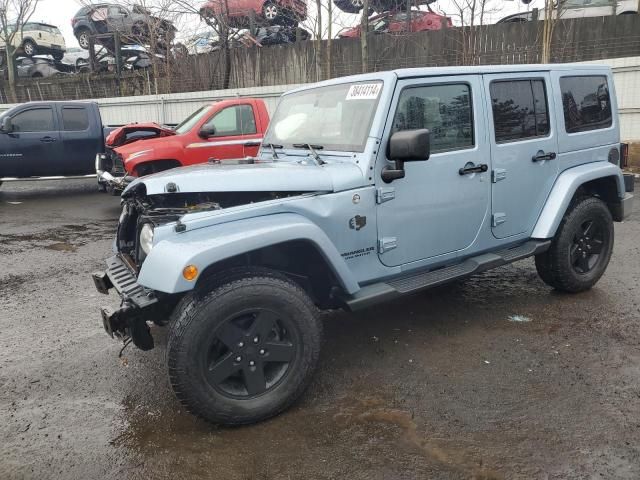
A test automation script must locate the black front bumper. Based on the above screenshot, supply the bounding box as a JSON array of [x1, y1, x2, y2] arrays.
[[92, 255, 157, 350]]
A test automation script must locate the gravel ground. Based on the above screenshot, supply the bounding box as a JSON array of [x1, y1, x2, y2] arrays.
[[1, 179, 639, 480]]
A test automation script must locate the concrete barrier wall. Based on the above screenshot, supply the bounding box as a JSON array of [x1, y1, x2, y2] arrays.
[[0, 84, 299, 126]]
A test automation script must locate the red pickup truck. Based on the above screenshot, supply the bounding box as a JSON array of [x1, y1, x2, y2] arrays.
[[97, 98, 270, 191]]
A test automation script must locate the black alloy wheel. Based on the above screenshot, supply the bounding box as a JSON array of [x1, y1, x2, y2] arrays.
[[570, 219, 606, 274], [167, 269, 322, 425], [535, 196, 614, 293], [204, 308, 297, 398]]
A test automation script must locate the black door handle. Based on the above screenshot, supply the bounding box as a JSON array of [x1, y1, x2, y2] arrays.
[[40, 136, 57, 143], [243, 141, 261, 147], [459, 162, 488, 175], [532, 150, 556, 162]]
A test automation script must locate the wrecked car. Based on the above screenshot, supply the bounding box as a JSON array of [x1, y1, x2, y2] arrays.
[[93, 65, 634, 425], [338, 9, 451, 38], [96, 98, 270, 192]]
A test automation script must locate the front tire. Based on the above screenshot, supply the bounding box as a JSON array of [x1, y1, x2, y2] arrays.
[[535, 196, 614, 293], [167, 269, 322, 425]]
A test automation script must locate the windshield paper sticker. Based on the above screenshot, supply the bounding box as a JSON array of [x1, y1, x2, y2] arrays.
[[346, 83, 382, 101]]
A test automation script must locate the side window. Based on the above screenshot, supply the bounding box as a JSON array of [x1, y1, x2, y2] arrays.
[[62, 107, 89, 131], [12, 108, 55, 132], [392, 83, 473, 153], [490, 79, 549, 143], [203, 105, 257, 137], [560, 76, 612, 134]]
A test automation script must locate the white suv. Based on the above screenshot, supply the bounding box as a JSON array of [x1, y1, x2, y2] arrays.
[[0, 22, 66, 61], [499, 0, 638, 23]]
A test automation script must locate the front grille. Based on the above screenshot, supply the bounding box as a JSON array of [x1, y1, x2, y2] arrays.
[[109, 150, 126, 175]]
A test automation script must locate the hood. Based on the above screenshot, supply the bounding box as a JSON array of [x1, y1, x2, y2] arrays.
[[106, 122, 175, 148], [124, 160, 366, 196]]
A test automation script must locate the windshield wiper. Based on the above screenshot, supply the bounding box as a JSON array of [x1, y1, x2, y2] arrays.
[[262, 142, 283, 159], [292, 143, 326, 165]]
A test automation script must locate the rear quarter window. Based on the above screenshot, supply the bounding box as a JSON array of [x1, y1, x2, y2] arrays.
[[560, 76, 612, 134]]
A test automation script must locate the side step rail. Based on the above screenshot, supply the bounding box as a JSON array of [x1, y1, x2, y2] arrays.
[[343, 240, 551, 311]]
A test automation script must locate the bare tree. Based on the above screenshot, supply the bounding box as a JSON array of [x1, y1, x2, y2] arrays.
[[172, 0, 234, 89], [326, 0, 332, 78], [315, 0, 322, 80], [0, 0, 39, 102], [541, 0, 561, 63], [360, 0, 369, 73], [435, 0, 502, 65]]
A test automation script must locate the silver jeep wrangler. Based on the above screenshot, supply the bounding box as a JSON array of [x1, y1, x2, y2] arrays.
[[93, 64, 634, 425]]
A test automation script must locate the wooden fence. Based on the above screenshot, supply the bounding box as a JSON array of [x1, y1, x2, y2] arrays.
[[1, 14, 639, 103]]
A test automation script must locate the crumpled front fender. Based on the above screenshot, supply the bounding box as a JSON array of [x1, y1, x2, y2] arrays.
[[137, 213, 360, 295]]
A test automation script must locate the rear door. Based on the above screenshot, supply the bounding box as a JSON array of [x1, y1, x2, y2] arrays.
[[37, 24, 53, 48], [187, 104, 263, 165], [484, 72, 559, 239], [58, 104, 100, 175], [0, 106, 62, 178]]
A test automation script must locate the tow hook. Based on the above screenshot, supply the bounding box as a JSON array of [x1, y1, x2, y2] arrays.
[[101, 305, 154, 351]]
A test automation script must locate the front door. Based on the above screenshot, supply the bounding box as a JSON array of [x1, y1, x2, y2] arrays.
[[483, 73, 559, 239], [376, 75, 490, 267], [187, 104, 263, 165], [0, 106, 62, 178]]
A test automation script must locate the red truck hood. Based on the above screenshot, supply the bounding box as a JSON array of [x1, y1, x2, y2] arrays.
[[105, 122, 175, 148]]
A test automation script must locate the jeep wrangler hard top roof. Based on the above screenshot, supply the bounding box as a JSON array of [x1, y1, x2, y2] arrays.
[[394, 63, 610, 79], [284, 64, 611, 96]]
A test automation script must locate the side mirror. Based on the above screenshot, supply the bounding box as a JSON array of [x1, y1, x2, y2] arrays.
[[1, 116, 13, 133], [199, 124, 216, 138], [382, 129, 430, 183]]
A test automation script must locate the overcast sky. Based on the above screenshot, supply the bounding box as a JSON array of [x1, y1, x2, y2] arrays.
[[31, 0, 540, 48]]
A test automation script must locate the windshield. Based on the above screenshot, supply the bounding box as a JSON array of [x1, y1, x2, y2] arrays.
[[174, 105, 213, 134], [264, 81, 383, 152]]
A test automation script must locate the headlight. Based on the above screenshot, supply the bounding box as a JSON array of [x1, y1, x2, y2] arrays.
[[139, 223, 154, 255]]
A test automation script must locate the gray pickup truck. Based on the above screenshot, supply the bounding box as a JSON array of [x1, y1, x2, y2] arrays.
[[93, 64, 634, 425]]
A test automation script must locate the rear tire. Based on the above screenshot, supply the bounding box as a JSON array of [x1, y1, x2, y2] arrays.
[[167, 269, 322, 425], [262, 2, 282, 23], [535, 196, 614, 293], [77, 29, 91, 50], [22, 40, 37, 57]]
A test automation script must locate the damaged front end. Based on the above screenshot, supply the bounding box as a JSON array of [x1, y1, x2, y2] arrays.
[[96, 150, 136, 194], [93, 180, 311, 351]]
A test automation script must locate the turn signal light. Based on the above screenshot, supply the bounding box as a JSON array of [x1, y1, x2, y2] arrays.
[[183, 265, 198, 281]]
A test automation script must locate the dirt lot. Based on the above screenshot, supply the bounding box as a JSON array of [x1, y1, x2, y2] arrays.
[[1, 179, 639, 480]]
